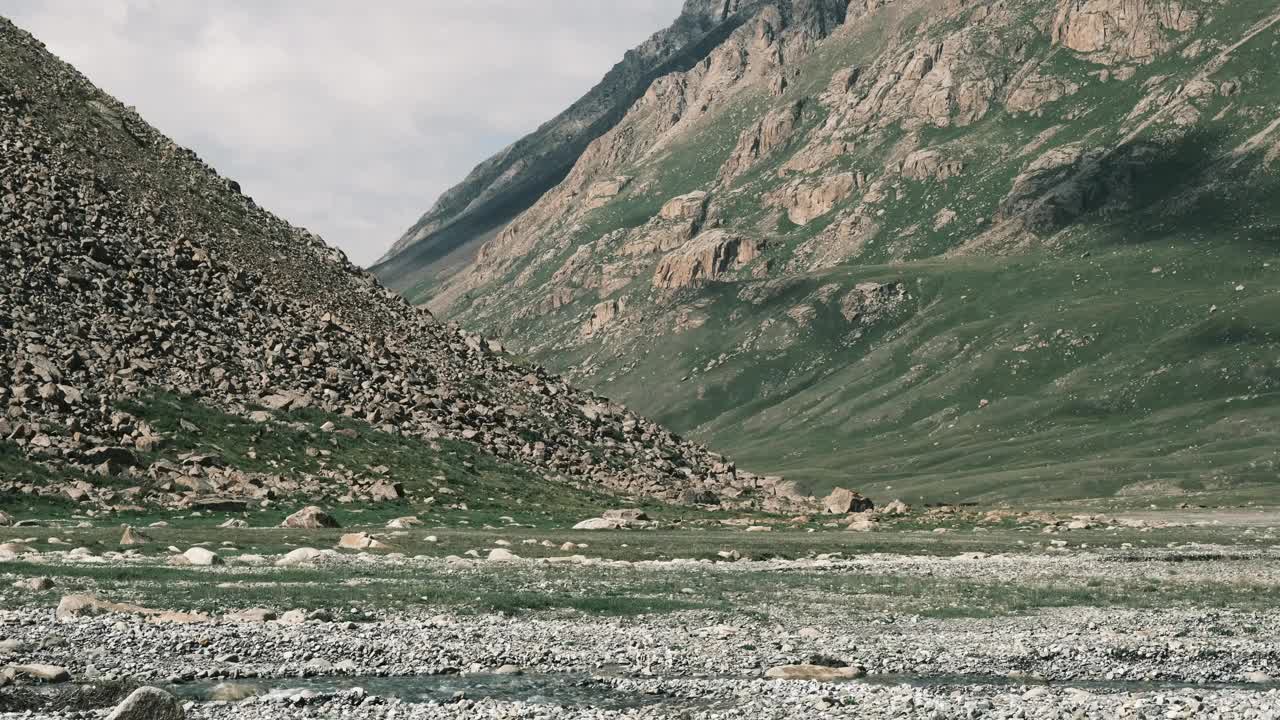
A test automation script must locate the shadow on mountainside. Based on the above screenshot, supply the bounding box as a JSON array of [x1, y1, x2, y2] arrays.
[[1069, 128, 1280, 248]]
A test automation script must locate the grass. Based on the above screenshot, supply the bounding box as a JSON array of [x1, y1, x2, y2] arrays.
[[2, 520, 1277, 621]]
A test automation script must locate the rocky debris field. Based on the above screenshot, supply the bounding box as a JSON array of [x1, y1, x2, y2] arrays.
[[0, 16, 839, 513], [2, 511, 1279, 719]]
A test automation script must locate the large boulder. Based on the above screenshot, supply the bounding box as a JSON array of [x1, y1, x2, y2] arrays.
[[573, 518, 621, 531], [337, 532, 390, 551], [105, 686, 184, 720], [173, 547, 221, 566], [280, 506, 339, 529], [823, 488, 874, 514], [275, 547, 326, 567]]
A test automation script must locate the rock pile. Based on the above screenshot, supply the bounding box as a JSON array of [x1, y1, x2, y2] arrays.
[[0, 18, 804, 512]]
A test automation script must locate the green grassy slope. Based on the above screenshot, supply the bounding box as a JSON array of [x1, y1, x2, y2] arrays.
[[430, 0, 1280, 505]]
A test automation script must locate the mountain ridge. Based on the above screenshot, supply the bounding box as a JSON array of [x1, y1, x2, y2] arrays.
[[381, 0, 1280, 503]]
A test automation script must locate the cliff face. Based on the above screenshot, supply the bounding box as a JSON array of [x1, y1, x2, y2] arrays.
[[371, 0, 849, 299], [391, 0, 1280, 503]]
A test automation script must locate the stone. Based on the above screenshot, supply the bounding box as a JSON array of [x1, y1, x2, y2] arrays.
[[846, 518, 879, 532], [225, 608, 277, 623], [1244, 671, 1273, 684], [0, 511, 12, 526], [764, 664, 866, 681], [8, 664, 71, 683], [280, 506, 339, 529], [119, 526, 149, 545], [386, 516, 421, 529], [338, 532, 390, 550], [881, 499, 911, 516], [573, 518, 620, 531], [55, 594, 157, 621], [105, 686, 184, 720], [12, 576, 55, 591], [823, 488, 873, 514], [179, 547, 222, 566], [276, 547, 325, 567], [369, 480, 404, 502], [487, 548, 521, 562]]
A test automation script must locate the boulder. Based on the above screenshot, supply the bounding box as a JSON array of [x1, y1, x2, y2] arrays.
[[55, 594, 157, 621], [823, 488, 873, 514], [12, 577, 55, 591], [7, 664, 71, 683], [174, 547, 222, 566], [573, 518, 620, 531], [280, 506, 339, 529], [386, 516, 421, 529], [880, 499, 911, 516], [487, 548, 521, 562], [105, 686, 185, 720], [337, 532, 390, 550], [0, 511, 12, 526], [369, 480, 404, 502], [275, 547, 325, 567], [224, 608, 277, 623], [119, 526, 150, 545]]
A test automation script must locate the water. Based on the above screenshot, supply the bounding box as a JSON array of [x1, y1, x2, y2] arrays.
[[170, 669, 1276, 708], [172, 672, 678, 709]]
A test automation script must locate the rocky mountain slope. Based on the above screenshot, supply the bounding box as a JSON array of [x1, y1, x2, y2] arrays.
[[371, 0, 850, 299], [390, 0, 1280, 503], [0, 16, 813, 515]]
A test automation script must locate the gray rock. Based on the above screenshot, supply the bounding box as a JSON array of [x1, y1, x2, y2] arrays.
[[105, 686, 184, 720]]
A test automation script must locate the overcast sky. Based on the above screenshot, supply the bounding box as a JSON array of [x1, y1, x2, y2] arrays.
[[0, 0, 684, 266]]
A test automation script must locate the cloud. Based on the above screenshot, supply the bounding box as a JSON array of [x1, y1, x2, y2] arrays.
[[0, 0, 685, 266]]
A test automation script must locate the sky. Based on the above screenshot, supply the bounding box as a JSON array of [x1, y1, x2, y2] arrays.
[[0, 0, 685, 266]]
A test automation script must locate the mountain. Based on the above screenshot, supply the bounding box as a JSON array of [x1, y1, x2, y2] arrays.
[[370, 0, 850, 300], [0, 16, 812, 516], [383, 0, 1280, 504]]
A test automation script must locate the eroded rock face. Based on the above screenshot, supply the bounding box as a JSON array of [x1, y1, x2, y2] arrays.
[[900, 150, 965, 182], [582, 299, 625, 337], [765, 173, 860, 224], [653, 230, 765, 289], [720, 101, 804, 183], [1051, 0, 1199, 65]]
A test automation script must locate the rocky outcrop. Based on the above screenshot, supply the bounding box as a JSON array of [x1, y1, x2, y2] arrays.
[[377, 0, 849, 295], [720, 101, 805, 183], [1051, 0, 1200, 65], [584, 176, 633, 210], [581, 299, 625, 337], [653, 230, 765, 289], [899, 150, 964, 181], [765, 172, 860, 224], [1005, 73, 1081, 113]]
